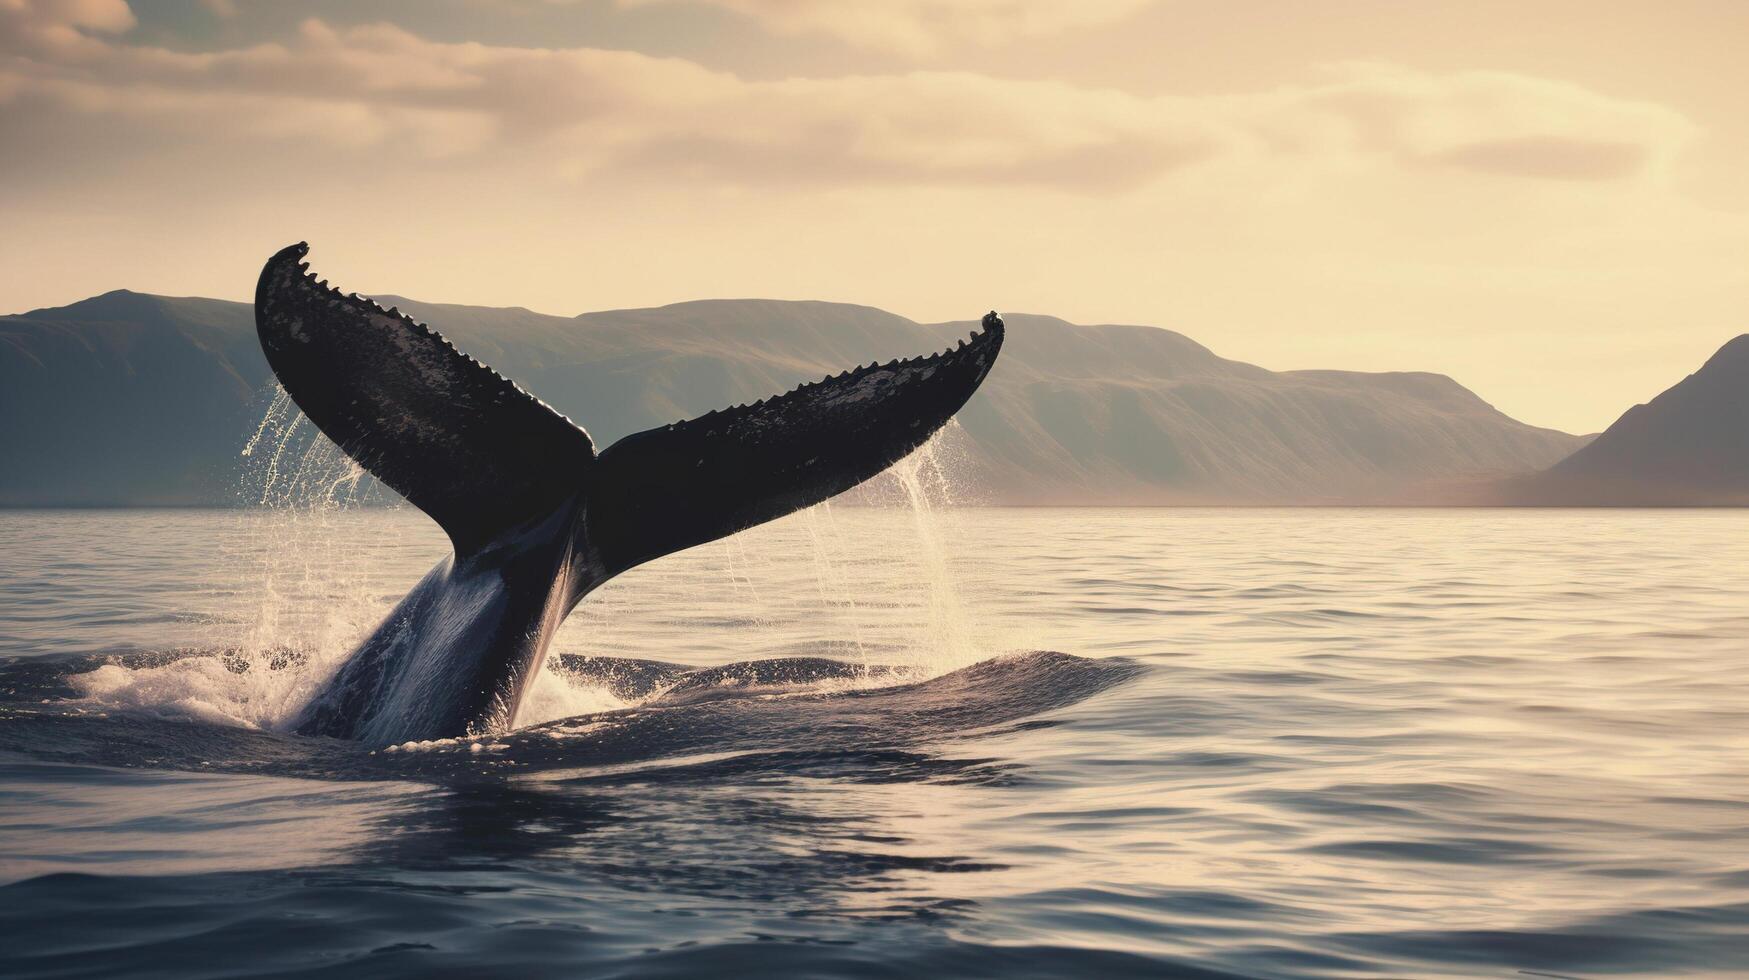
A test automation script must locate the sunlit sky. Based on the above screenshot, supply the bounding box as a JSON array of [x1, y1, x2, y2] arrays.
[[3, 0, 1746, 433]]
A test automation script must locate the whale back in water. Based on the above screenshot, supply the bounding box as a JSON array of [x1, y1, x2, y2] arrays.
[[252, 243, 1003, 744]]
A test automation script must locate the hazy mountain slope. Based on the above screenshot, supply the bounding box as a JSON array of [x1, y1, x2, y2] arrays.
[[1497, 335, 1749, 505], [0, 291, 270, 505], [1, 292, 1586, 506], [929, 316, 1583, 503]]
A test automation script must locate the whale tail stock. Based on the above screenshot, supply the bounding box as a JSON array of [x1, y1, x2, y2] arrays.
[[254, 242, 1003, 577]]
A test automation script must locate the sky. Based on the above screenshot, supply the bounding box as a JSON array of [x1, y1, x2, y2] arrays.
[[2, 0, 1746, 434]]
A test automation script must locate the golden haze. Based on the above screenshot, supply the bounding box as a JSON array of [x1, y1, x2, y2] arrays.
[[1, 0, 1745, 433]]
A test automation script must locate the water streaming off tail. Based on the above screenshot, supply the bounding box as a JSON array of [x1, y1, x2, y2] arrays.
[[879, 427, 984, 676], [72, 396, 1007, 731], [529, 423, 1016, 727], [70, 387, 395, 728], [234, 386, 377, 659]]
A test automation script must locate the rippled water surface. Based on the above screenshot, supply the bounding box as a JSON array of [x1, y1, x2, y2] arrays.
[[3, 506, 1748, 978]]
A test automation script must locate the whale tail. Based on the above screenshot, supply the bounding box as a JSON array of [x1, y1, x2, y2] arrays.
[[254, 242, 1002, 570]]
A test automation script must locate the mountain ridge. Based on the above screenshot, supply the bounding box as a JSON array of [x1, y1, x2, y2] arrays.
[[2, 291, 1591, 507], [1492, 333, 1749, 505]]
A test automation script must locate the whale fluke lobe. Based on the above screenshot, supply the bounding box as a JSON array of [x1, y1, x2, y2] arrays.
[[587, 309, 1003, 576], [255, 243, 596, 557], [255, 244, 1003, 743]]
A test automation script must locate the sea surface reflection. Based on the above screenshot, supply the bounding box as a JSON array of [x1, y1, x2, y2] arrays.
[[3, 507, 1748, 977]]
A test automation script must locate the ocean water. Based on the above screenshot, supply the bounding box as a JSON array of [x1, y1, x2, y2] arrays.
[[2, 503, 1748, 978]]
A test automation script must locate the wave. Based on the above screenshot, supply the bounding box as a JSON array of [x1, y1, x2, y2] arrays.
[[0, 649, 1140, 783]]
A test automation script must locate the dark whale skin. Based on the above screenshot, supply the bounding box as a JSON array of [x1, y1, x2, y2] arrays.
[[253, 243, 1003, 744], [291, 501, 588, 744]]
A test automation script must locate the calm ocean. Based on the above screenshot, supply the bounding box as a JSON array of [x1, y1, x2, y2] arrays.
[[3, 505, 1747, 978]]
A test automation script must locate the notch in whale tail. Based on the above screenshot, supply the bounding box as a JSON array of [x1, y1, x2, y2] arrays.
[[254, 243, 1003, 570]]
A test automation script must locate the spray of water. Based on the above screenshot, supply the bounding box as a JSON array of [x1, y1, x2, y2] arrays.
[[73, 387, 392, 729], [75, 396, 1002, 731], [798, 502, 872, 667], [234, 387, 374, 652], [524, 424, 1003, 719], [882, 436, 981, 675], [855, 422, 1001, 679]]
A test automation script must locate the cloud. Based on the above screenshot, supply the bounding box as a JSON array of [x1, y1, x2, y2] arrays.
[[1268, 63, 1695, 182], [609, 0, 1156, 57], [0, 8, 1697, 196], [0, 2, 1736, 441], [1432, 137, 1648, 181], [0, 0, 136, 56], [0, 15, 1224, 189]]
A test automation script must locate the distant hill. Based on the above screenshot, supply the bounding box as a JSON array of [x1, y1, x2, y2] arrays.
[[1, 290, 1587, 507], [1495, 335, 1749, 505], [0, 291, 268, 506]]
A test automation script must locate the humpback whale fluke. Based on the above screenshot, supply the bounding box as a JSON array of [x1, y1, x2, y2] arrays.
[[253, 242, 1003, 744]]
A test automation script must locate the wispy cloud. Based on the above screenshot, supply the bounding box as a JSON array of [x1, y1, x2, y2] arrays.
[[0, 0, 1737, 436], [0, 0, 136, 56], [608, 0, 1156, 57], [0, 9, 1695, 191]]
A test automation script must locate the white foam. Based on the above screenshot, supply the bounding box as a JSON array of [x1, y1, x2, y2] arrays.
[[69, 655, 325, 730], [513, 661, 631, 728]]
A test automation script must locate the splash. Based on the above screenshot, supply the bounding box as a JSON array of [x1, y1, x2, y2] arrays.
[[798, 502, 873, 667], [531, 424, 1008, 713], [511, 662, 631, 728], [519, 429, 1007, 725], [74, 402, 1008, 733], [782, 423, 997, 683], [72, 387, 407, 729], [879, 426, 984, 677]]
